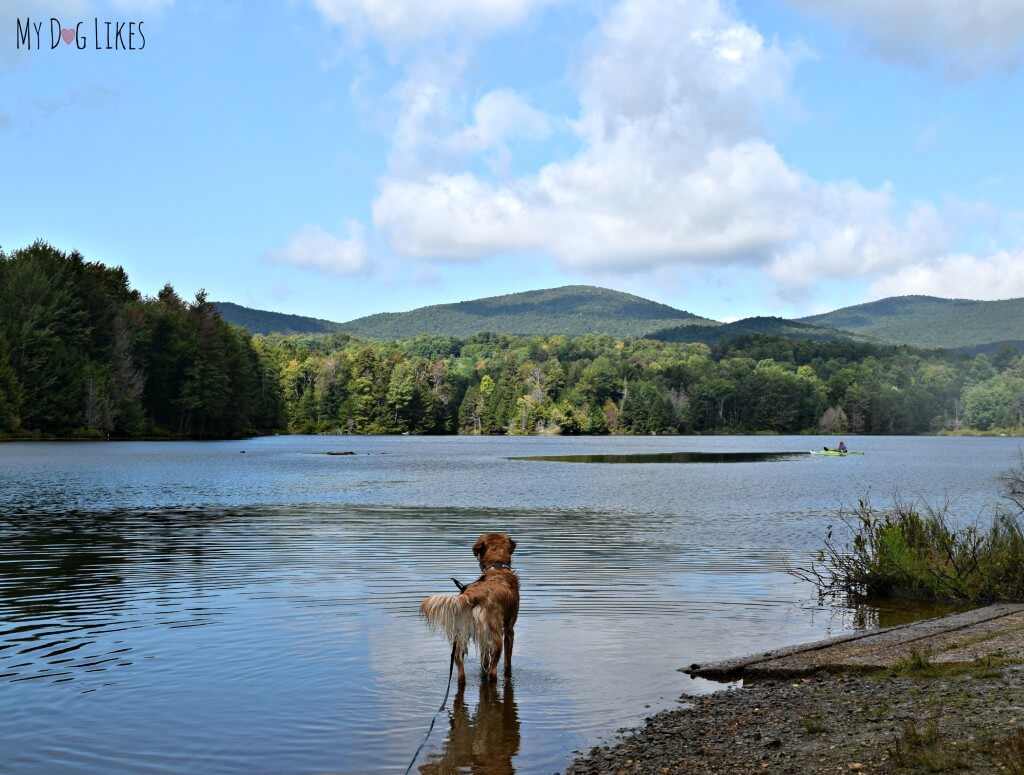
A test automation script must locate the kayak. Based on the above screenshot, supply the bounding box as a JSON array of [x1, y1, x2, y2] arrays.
[[810, 450, 864, 456]]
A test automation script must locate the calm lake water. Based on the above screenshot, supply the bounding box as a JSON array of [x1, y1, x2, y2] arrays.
[[1, 435, 1019, 774]]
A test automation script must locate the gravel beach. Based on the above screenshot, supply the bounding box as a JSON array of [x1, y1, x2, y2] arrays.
[[562, 665, 1024, 773]]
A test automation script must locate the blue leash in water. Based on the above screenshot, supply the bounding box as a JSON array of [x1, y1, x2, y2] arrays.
[[402, 642, 457, 775]]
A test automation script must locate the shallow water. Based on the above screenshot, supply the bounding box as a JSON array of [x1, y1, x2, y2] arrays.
[[0, 435, 1018, 774]]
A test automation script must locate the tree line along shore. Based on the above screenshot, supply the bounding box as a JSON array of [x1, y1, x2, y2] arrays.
[[2, 241, 1023, 440]]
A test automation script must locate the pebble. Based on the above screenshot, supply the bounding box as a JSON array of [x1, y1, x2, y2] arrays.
[[561, 667, 1023, 774]]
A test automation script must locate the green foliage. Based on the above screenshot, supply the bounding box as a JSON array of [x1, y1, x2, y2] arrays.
[[803, 295, 1024, 350], [649, 316, 864, 346], [221, 288, 1024, 356], [996, 728, 1024, 774], [6, 242, 1024, 440], [620, 381, 674, 433], [889, 720, 967, 771], [255, 326, 997, 436], [212, 301, 344, 336], [0, 242, 284, 438], [0, 242, 90, 430], [796, 455, 1024, 603], [219, 285, 717, 340], [961, 370, 1024, 430]]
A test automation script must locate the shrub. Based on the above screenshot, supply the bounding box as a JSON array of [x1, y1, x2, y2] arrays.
[[793, 453, 1024, 603]]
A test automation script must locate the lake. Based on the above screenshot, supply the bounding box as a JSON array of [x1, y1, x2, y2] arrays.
[[1, 435, 1019, 774]]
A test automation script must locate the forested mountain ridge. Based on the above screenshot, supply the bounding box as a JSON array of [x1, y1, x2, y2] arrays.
[[801, 295, 1024, 349], [211, 301, 344, 336], [217, 286, 718, 340], [647, 316, 871, 346], [219, 290, 1023, 351], [3, 242, 1024, 439]]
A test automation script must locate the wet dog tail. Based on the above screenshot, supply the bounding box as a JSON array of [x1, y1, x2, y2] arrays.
[[420, 594, 474, 650]]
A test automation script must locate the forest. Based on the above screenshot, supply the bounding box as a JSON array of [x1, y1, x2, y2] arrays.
[[0, 242, 283, 438], [2, 242, 1023, 438]]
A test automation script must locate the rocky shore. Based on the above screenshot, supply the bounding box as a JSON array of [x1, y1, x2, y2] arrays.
[[564, 606, 1024, 773], [563, 666, 1024, 773]]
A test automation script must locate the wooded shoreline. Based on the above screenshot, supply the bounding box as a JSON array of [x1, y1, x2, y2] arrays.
[[3, 241, 1024, 441]]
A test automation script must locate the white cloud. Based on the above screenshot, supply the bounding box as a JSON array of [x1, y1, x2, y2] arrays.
[[311, 0, 550, 41], [375, 140, 808, 267], [869, 251, 1024, 300], [372, 0, 952, 285], [767, 189, 950, 287], [787, 0, 1024, 77], [450, 89, 552, 154], [384, 56, 553, 178], [266, 223, 370, 277]]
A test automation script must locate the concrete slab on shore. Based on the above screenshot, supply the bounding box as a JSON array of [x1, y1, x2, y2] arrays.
[[684, 603, 1024, 680]]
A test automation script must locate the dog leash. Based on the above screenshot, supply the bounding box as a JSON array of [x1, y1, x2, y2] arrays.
[[402, 641, 457, 775], [402, 567, 512, 773]]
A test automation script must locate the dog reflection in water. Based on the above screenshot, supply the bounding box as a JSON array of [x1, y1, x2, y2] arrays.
[[419, 681, 520, 775]]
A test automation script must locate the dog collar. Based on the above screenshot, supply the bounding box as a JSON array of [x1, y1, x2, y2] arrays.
[[482, 562, 512, 571]]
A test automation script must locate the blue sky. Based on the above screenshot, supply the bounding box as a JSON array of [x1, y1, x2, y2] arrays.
[[3, 0, 1024, 324]]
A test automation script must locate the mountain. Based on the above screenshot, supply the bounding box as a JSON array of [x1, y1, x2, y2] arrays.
[[216, 288, 1024, 352], [647, 316, 868, 346], [212, 302, 345, 336], [801, 296, 1024, 349], [218, 286, 718, 340]]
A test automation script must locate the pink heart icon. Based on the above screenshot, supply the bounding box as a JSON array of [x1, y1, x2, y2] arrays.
[[61, 28, 75, 45]]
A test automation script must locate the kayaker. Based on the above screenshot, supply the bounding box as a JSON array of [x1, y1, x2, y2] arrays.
[[838, 440, 847, 453]]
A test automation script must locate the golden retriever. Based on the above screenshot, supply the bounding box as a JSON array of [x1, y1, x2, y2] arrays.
[[420, 533, 519, 684]]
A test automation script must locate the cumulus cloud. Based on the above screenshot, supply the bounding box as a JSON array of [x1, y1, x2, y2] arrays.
[[384, 56, 552, 177], [449, 90, 552, 154], [869, 251, 1024, 300], [767, 189, 950, 287], [311, 0, 550, 41], [372, 0, 952, 285], [375, 141, 808, 266], [266, 223, 370, 277], [787, 0, 1024, 77]]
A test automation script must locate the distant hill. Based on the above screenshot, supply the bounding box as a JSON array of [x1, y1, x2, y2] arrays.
[[951, 340, 1024, 357], [216, 288, 1024, 352], [339, 286, 717, 339], [219, 286, 717, 340], [213, 302, 345, 336], [647, 316, 867, 346], [801, 296, 1024, 349]]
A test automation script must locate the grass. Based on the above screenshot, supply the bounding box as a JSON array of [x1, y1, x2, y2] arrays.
[[996, 728, 1024, 774], [792, 452, 1024, 603], [890, 648, 935, 676], [885, 649, 1009, 680], [889, 720, 967, 771], [936, 428, 1024, 437], [799, 715, 828, 735]]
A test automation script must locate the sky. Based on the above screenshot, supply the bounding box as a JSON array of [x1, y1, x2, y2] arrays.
[[2, 0, 1024, 324]]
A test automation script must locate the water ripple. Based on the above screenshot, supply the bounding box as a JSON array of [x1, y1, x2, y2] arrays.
[[0, 435, 1013, 774]]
